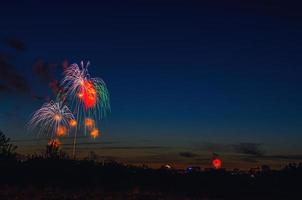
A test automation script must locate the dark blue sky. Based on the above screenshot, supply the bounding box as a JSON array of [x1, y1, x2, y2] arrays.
[[0, 1, 302, 168]]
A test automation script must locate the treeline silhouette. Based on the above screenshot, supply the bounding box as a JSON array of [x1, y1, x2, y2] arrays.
[[0, 130, 301, 199]]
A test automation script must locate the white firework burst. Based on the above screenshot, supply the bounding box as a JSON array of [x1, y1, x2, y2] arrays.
[[28, 100, 75, 137]]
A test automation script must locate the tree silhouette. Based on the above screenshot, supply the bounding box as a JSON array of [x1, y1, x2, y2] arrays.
[[0, 130, 17, 160]]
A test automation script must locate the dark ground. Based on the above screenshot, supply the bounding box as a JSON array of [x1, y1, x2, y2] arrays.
[[1, 132, 301, 199], [0, 158, 301, 200]]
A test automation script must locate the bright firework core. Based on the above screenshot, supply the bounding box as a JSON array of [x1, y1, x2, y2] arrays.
[[78, 80, 97, 110], [54, 114, 62, 121]]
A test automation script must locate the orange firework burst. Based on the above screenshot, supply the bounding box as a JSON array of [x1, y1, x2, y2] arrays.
[[28, 101, 74, 137], [85, 118, 95, 128], [56, 125, 67, 137], [90, 128, 99, 139], [69, 119, 77, 127], [59, 61, 111, 157]]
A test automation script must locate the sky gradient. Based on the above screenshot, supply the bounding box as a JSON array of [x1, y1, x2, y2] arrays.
[[0, 0, 302, 169]]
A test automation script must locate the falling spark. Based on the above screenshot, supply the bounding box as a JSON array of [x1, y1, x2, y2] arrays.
[[56, 125, 67, 137], [85, 118, 95, 128], [90, 128, 99, 139], [69, 119, 77, 127]]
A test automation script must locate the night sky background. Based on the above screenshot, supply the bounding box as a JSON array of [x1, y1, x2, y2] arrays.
[[0, 0, 302, 169]]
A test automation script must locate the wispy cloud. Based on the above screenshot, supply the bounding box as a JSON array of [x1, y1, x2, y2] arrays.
[[179, 152, 199, 158], [63, 145, 165, 150], [4, 37, 26, 51], [232, 143, 264, 157]]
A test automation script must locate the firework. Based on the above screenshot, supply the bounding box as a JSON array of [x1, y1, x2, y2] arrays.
[[28, 100, 75, 137], [61, 61, 110, 121], [60, 61, 110, 157]]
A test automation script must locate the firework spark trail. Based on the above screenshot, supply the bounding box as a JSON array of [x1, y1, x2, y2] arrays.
[[28, 101, 75, 137]]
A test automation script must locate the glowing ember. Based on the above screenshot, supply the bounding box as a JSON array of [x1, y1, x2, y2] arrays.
[[90, 128, 99, 139], [69, 119, 77, 127], [85, 118, 94, 128], [56, 125, 67, 136], [48, 138, 61, 148], [212, 158, 222, 169], [78, 80, 97, 110]]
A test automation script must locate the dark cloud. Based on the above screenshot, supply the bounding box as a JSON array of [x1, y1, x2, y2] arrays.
[[33, 59, 53, 83], [97, 146, 165, 150], [12, 137, 118, 145], [232, 143, 264, 156], [264, 154, 302, 160], [32, 59, 66, 96], [5, 37, 26, 51], [240, 156, 260, 163], [9, 73, 30, 93], [0, 84, 9, 92], [179, 152, 199, 158], [49, 80, 62, 96], [193, 157, 211, 165], [239, 154, 302, 163], [196, 142, 266, 158], [31, 95, 46, 101], [0, 57, 31, 94], [62, 146, 165, 151], [0, 41, 66, 99], [197, 142, 233, 153]]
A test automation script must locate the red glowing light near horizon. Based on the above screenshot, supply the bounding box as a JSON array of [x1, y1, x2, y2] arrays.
[[212, 158, 222, 169], [78, 80, 97, 110]]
